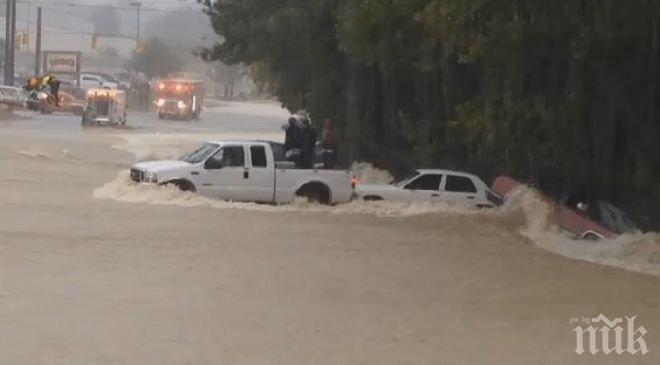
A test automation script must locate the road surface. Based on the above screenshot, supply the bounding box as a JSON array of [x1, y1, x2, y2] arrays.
[[0, 102, 659, 364]]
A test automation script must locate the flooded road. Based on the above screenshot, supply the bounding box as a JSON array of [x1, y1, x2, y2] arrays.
[[1, 103, 659, 364]]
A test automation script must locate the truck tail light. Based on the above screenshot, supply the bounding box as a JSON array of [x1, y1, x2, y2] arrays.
[[351, 175, 360, 190]]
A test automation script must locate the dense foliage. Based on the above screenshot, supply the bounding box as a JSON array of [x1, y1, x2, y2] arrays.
[[201, 0, 660, 229]]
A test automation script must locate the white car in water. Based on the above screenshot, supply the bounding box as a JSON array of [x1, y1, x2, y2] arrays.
[[356, 169, 495, 208], [130, 141, 354, 205]]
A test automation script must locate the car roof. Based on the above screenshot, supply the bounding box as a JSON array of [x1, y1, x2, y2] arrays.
[[416, 169, 481, 179], [205, 140, 275, 145]]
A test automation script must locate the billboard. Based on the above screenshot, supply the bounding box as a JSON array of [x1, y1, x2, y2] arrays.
[[42, 51, 82, 87]]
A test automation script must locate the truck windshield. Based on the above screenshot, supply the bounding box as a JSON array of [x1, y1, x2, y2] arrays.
[[180, 143, 218, 164]]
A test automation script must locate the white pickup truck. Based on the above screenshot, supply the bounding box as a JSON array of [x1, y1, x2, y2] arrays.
[[130, 141, 355, 205]]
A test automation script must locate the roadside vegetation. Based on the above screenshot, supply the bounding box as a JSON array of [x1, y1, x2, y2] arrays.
[[200, 0, 660, 230]]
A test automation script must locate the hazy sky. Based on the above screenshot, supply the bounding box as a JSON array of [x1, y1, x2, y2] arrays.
[[3, 0, 213, 58]]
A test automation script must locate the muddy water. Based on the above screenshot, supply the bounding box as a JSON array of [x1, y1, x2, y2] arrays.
[[108, 131, 660, 279], [0, 106, 659, 364]]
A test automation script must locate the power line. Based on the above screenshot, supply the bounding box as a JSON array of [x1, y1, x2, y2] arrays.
[[10, 0, 196, 12]]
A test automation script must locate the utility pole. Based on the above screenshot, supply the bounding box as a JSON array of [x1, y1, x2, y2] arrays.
[[26, 3, 30, 52], [129, 1, 142, 49], [4, 0, 16, 85], [34, 7, 42, 76]]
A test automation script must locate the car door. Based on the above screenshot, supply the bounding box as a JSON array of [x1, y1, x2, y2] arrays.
[[442, 174, 479, 205], [402, 174, 443, 202], [241, 144, 275, 203], [199, 145, 248, 201]]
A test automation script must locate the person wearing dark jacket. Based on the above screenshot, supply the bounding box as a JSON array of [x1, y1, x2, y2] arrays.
[[300, 118, 317, 169], [284, 117, 302, 166], [284, 117, 301, 150]]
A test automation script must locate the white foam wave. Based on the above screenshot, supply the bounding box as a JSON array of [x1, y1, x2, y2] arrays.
[[502, 186, 660, 277], [351, 162, 394, 184], [17, 149, 51, 159], [94, 171, 484, 218]]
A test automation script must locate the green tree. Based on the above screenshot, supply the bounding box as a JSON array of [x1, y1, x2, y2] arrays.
[[201, 0, 660, 229]]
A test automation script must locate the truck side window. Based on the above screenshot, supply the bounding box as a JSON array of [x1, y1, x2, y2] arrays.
[[445, 175, 477, 193], [250, 146, 268, 168], [224, 146, 245, 168], [404, 174, 442, 191]]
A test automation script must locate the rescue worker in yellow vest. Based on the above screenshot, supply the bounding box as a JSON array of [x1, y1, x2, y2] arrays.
[[24, 74, 60, 106], [41, 74, 60, 106]]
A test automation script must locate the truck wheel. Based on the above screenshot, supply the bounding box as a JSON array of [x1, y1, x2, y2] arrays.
[[165, 179, 196, 192], [296, 183, 330, 205], [363, 195, 383, 202], [158, 112, 164, 120]]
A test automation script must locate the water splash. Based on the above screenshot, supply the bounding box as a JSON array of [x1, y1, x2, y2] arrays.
[[501, 186, 660, 277], [94, 170, 484, 218]]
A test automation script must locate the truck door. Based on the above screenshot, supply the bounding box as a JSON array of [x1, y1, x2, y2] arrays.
[[241, 144, 275, 203], [200, 145, 247, 201]]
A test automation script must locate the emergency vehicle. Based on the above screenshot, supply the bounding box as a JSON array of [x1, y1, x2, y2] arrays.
[[81, 88, 127, 126], [154, 79, 204, 120]]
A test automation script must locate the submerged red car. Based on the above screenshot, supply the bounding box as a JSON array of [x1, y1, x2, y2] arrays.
[[39, 91, 85, 115], [491, 176, 638, 240]]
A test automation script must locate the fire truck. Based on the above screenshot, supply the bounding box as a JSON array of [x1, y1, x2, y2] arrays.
[[154, 79, 204, 120]]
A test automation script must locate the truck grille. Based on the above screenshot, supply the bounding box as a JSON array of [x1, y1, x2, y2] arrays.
[[130, 169, 144, 183]]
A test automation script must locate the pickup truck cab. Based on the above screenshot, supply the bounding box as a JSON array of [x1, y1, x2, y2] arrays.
[[356, 169, 494, 208], [130, 141, 354, 205], [80, 73, 118, 90]]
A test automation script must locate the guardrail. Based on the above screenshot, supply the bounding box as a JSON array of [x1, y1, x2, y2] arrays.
[[0, 85, 28, 108]]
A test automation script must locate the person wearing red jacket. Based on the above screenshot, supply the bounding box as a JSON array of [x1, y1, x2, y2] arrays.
[[321, 118, 337, 169]]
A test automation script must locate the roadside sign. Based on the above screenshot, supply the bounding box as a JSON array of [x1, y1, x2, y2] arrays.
[[42, 51, 82, 87]]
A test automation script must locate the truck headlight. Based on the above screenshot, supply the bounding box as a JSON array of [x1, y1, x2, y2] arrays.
[[156, 99, 165, 107], [145, 171, 158, 183], [177, 100, 186, 109]]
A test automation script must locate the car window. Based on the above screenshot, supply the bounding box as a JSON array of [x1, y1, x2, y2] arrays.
[[404, 174, 442, 191], [250, 145, 268, 168], [394, 172, 420, 187], [224, 146, 245, 167], [445, 175, 477, 193]]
